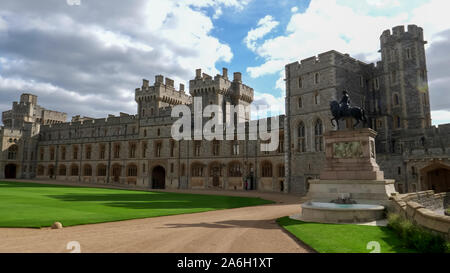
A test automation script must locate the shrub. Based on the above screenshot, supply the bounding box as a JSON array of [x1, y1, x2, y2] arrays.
[[387, 213, 448, 253]]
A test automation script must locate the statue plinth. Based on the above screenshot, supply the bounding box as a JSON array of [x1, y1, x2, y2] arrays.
[[320, 128, 384, 181], [307, 128, 397, 204]]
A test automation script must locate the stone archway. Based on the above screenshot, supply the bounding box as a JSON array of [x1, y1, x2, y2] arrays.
[[420, 162, 450, 193], [152, 166, 166, 189], [5, 164, 17, 179]]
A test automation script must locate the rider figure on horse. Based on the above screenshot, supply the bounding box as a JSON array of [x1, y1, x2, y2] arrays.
[[340, 90, 351, 117]]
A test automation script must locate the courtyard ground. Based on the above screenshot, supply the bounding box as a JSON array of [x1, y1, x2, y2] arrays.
[[0, 179, 312, 253]]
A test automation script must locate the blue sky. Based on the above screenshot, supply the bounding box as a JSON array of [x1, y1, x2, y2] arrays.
[[1, 0, 450, 125]]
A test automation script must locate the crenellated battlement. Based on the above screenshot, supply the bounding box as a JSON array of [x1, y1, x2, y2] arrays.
[[380, 24, 425, 44], [135, 75, 192, 106]]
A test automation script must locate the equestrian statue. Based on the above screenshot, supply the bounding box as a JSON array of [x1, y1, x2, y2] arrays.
[[330, 90, 367, 129]]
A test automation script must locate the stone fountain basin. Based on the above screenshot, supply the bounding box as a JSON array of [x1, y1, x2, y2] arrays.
[[301, 202, 385, 224]]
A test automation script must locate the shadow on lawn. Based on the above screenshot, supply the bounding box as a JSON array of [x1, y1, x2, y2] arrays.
[[45, 192, 269, 210]]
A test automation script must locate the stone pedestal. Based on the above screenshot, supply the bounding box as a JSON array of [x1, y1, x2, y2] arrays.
[[307, 128, 397, 204]]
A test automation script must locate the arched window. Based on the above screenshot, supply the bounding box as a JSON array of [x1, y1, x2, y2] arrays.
[[7, 145, 18, 160], [298, 77, 303, 88], [83, 164, 92, 176], [97, 164, 107, 177], [228, 162, 242, 177], [261, 162, 273, 177], [315, 119, 324, 152], [314, 73, 320, 84], [127, 164, 138, 177], [59, 165, 67, 176], [191, 164, 204, 177], [298, 122, 306, 153], [71, 165, 79, 176], [298, 97, 303, 108], [113, 143, 121, 158]]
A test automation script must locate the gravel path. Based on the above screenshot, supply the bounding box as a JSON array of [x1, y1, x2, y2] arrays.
[[0, 180, 312, 253]]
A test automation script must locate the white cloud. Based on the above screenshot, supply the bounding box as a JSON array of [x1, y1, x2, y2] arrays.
[[366, 0, 400, 8], [244, 15, 279, 52], [291, 6, 299, 13], [245, 0, 450, 83], [0, 0, 248, 120]]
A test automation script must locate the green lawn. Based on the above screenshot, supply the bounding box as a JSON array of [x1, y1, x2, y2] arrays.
[[277, 217, 417, 253], [0, 181, 273, 228]]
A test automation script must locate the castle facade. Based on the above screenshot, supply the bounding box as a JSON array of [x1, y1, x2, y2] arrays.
[[1, 25, 449, 194]]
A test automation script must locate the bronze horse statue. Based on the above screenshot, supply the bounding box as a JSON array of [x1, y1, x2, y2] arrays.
[[330, 101, 367, 129]]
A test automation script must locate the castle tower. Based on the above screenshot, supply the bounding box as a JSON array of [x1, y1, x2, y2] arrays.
[[135, 75, 191, 118], [379, 25, 432, 131], [189, 68, 254, 123]]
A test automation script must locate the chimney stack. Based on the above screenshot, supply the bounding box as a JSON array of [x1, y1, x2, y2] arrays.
[[222, 68, 228, 79], [196, 69, 202, 79], [233, 72, 242, 83]]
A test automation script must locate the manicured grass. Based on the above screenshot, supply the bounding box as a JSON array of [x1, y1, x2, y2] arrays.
[[0, 181, 273, 228], [277, 217, 418, 253]]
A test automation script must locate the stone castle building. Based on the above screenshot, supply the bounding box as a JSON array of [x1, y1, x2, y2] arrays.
[[1, 25, 449, 194]]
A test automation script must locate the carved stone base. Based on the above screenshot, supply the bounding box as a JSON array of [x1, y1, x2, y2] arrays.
[[321, 128, 383, 181], [307, 179, 397, 205]]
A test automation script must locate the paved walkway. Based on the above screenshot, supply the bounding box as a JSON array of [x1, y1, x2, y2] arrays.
[[0, 179, 312, 253]]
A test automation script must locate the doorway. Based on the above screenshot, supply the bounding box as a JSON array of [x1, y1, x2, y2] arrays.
[[5, 164, 17, 179], [152, 166, 166, 189]]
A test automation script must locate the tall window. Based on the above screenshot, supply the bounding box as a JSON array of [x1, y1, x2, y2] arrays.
[[298, 77, 303, 88], [97, 164, 107, 177], [278, 135, 284, 153], [127, 164, 138, 177], [192, 164, 204, 177], [73, 145, 78, 160], [374, 78, 380, 90], [40, 148, 45, 161], [261, 162, 273, 177], [228, 162, 242, 177], [298, 97, 303, 108], [394, 116, 402, 129], [155, 142, 162, 157], [7, 145, 18, 160], [278, 165, 285, 177], [315, 119, 324, 152], [99, 144, 106, 160], [71, 165, 79, 176], [232, 141, 239, 155], [298, 122, 306, 153], [406, 48, 412, 60], [59, 165, 67, 176], [83, 165, 92, 176], [86, 145, 92, 159], [50, 147, 55, 161], [314, 93, 320, 105], [212, 140, 220, 156], [142, 142, 148, 158], [114, 144, 120, 158], [391, 70, 397, 84], [194, 141, 201, 157], [170, 141, 175, 157], [129, 143, 136, 158], [314, 73, 320, 84], [61, 146, 66, 160]]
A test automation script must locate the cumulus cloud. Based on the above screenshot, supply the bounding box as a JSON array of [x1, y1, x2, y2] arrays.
[[0, 0, 250, 122], [245, 0, 450, 124], [244, 15, 279, 52]]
